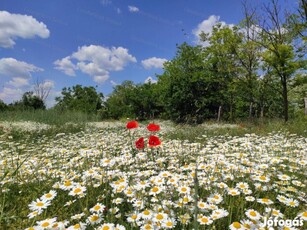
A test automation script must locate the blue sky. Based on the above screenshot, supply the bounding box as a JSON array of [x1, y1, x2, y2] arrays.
[[0, 0, 297, 107]]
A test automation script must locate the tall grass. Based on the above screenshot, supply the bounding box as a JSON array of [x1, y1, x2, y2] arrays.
[[0, 109, 100, 126]]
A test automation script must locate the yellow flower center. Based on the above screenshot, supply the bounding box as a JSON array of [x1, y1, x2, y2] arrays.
[[36, 202, 44, 207], [73, 224, 80, 229], [94, 205, 101, 211], [201, 217, 209, 223], [74, 188, 82, 193], [102, 226, 110, 230], [156, 214, 164, 220], [250, 211, 257, 217], [91, 215, 99, 221], [143, 210, 150, 215], [152, 187, 159, 193], [64, 181, 72, 186], [233, 222, 241, 229], [42, 222, 50, 227], [45, 193, 52, 198]]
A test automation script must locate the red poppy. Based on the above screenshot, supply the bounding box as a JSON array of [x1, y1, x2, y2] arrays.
[[148, 135, 161, 147], [126, 120, 138, 129], [135, 137, 145, 149], [147, 123, 160, 132]]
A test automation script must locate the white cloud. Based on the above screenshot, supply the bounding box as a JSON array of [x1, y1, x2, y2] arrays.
[[128, 6, 139, 13], [192, 15, 231, 45], [0, 87, 23, 103], [54, 45, 137, 83], [0, 10, 50, 48], [116, 8, 121, 14], [54, 56, 77, 76], [8, 77, 30, 87], [0, 58, 43, 79], [141, 57, 167, 69], [144, 76, 157, 84]]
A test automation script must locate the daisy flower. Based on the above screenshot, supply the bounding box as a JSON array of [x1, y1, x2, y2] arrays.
[[236, 182, 249, 190], [197, 215, 213, 225], [228, 188, 241, 196], [87, 213, 102, 225], [245, 196, 255, 202], [207, 193, 223, 204], [149, 186, 162, 196], [256, 175, 270, 183], [285, 198, 299, 207], [245, 209, 261, 220], [297, 211, 307, 221], [153, 212, 168, 223], [229, 221, 245, 230], [90, 203, 106, 213], [67, 222, 87, 230], [69, 185, 86, 197], [257, 198, 274, 205], [36, 217, 57, 229], [41, 190, 57, 201], [162, 218, 177, 228], [27, 210, 43, 219], [28, 198, 51, 211], [177, 186, 190, 194], [140, 209, 153, 219]]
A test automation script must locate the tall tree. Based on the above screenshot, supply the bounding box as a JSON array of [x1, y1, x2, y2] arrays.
[[254, 0, 304, 121], [55, 85, 103, 114]]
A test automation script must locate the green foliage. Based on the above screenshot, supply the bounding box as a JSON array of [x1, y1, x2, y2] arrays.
[[0, 100, 8, 112], [10, 91, 46, 110], [55, 85, 104, 114], [103, 80, 163, 120]]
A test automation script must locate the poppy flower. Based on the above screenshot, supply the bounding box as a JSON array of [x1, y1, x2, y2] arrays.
[[147, 123, 160, 132], [135, 137, 145, 149], [126, 120, 138, 129], [148, 135, 161, 147]]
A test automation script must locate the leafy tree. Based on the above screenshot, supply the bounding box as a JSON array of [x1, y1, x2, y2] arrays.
[[157, 43, 210, 123], [200, 24, 241, 121], [55, 85, 103, 114], [11, 91, 46, 110], [0, 100, 8, 112]]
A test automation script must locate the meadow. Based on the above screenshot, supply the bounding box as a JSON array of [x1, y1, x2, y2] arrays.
[[0, 111, 306, 229]]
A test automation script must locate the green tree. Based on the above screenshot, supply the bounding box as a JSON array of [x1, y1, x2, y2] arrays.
[[0, 100, 8, 112], [157, 43, 210, 123], [256, 0, 305, 122], [55, 85, 103, 114], [12, 91, 46, 110], [200, 24, 241, 121]]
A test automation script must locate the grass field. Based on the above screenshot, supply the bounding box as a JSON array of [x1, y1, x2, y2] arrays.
[[0, 112, 306, 229]]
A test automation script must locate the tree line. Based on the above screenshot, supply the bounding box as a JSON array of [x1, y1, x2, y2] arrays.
[[1, 0, 306, 123]]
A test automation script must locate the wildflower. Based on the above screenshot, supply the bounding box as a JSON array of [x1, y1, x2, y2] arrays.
[[36, 218, 57, 229], [27, 210, 43, 219], [211, 209, 229, 220], [228, 188, 240, 196], [69, 185, 86, 197], [148, 135, 161, 147], [147, 123, 160, 132], [153, 212, 168, 223], [257, 175, 270, 182], [87, 213, 102, 225], [197, 215, 213, 225], [135, 137, 145, 149], [208, 193, 223, 204], [285, 198, 299, 207], [229, 221, 245, 230], [236, 182, 249, 190], [297, 211, 307, 221], [162, 218, 177, 228], [89, 203, 106, 214], [28, 198, 51, 211], [126, 120, 138, 129], [257, 198, 274, 205], [245, 209, 261, 220], [67, 222, 87, 230], [41, 190, 57, 201], [149, 186, 162, 196], [140, 209, 153, 219], [177, 186, 190, 194]]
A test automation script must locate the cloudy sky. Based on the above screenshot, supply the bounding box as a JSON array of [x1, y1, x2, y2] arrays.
[[0, 0, 297, 107]]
